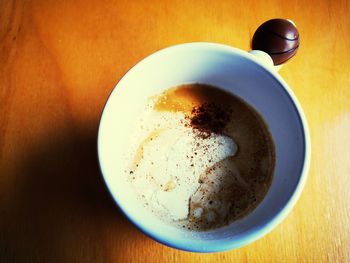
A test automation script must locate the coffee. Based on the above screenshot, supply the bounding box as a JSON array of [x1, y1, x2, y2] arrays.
[[125, 84, 275, 231]]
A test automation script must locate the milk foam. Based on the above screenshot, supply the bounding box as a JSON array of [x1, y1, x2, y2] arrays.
[[127, 109, 237, 221]]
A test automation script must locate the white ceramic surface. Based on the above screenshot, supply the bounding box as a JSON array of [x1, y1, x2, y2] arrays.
[[97, 42, 311, 252]]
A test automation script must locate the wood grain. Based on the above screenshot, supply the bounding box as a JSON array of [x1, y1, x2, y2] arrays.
[[1, 0, 350, 262]]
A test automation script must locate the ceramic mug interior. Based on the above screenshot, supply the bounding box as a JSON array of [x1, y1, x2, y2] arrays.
[[97, 43, 310, 252]]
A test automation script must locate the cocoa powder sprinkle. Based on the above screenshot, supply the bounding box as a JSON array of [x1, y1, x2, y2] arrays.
[[186, 102, 231, 138]]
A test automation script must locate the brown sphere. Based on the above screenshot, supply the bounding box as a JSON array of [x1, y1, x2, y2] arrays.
[[252, 19, 300, 65]]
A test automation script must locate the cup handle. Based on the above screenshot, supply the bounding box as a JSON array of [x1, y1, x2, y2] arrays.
[[249, 19, 300, 72]]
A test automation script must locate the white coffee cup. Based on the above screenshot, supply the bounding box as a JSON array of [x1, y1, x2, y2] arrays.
[[98, 22, 310, 253]]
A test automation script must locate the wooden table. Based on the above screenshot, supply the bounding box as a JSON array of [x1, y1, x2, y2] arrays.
[[1, 0, 349, 262]]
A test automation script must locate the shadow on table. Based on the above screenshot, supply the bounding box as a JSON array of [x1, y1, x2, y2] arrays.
[[1, 127, 148, 262]]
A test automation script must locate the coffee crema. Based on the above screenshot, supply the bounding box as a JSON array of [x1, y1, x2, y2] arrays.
[[125, 84, 275, 231]]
